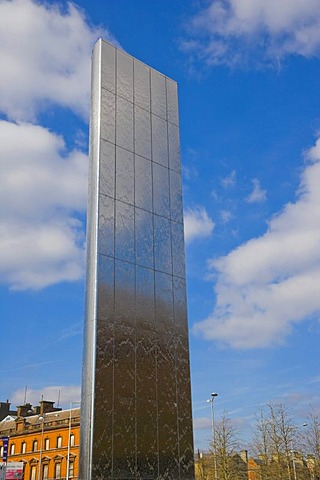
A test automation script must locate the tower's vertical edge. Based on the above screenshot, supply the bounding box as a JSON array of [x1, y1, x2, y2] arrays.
[[79, 39, 103, 480], [80, 38, 195, 480]]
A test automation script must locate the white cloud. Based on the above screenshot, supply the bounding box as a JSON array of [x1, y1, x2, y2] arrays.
[[193, 137, 320, 348], [0, 120, 87, 290], [184, 0, 320, 67], [11, 385, 81, 408], [306, 137, 320, 162], [246, 178, 267, 203], [0, 0, 116, 121], [1, 219, 85, 290], [184, 206, 215, 243], [221, 169, 236, 188]]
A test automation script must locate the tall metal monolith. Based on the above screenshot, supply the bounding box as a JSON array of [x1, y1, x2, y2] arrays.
[[80, 38, 195, 480]]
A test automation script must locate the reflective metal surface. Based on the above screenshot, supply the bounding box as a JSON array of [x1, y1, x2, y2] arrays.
[[80, 38, 195, 480], [152, 115, 168, 167]]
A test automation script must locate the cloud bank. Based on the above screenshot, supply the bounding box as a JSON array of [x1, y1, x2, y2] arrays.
[[184, 0, 320, 68], [194, 138, 320, 348], [11, 385, 81, 408], [0, 121, 87, 290], [0, 0, 113, 121], [0, 0, 116, 290]]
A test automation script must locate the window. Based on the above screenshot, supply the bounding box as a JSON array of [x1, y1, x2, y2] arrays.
[[54, 463, 61, 480], [70, 434, 75, 447], [30, 466, 37, 480], [44, 438, 50, 450], [0, 445, 3, 457], [56, 436, 62, 448], [42, 464, 48, 480], [10, 443, 15, 455], [21, 442, 26, 454], [69, 460, 74, 478], [33, 440, 38, 452]]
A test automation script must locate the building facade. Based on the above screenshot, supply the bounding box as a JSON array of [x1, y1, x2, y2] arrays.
[[0, 401, 79, 480]]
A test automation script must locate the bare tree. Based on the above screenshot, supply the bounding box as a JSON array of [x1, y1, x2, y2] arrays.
[[214, 411, 247, 480], [196, 402, 319, 480], [269, 401, 297, 480], [301, 410, 320, 480], [251, 401, 298, 480], [251, 407, 273, 480]]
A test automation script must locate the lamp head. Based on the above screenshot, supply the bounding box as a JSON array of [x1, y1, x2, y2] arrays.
[[211, 393, 218, 397]]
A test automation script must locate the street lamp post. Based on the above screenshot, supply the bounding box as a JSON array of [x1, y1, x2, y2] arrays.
[[208, 393, 218, 480], [37, 415, 45, 480]]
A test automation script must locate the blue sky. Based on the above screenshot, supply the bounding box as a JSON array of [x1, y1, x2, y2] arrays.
[[1, 0, 320, 451]]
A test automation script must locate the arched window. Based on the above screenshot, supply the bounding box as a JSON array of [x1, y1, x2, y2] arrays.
[[10, 443, 15, 455], [21, 442, 26, 454], [0, 446, 3, 457], [56, 436, 62, 448], [32, 440, 38, 452], [70, 434, 75, 447], [44, 438, 50, 450]]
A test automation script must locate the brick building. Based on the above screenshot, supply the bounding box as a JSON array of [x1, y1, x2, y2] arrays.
[[0, 400, 80, 480]]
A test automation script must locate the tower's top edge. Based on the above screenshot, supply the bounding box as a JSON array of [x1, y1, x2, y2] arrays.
[[95, 37, 178, 85]]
